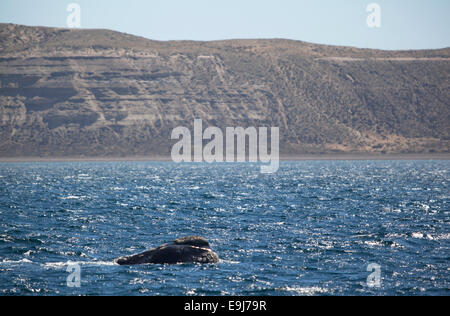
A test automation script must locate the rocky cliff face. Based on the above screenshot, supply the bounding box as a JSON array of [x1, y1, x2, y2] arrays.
[[0, 24, 449, 157]]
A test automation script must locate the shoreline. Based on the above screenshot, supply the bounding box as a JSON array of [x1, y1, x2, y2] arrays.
[[0, 153, 449, 163]]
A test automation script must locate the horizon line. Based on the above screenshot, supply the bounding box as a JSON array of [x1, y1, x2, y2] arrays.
[[2, 22, 450, 52]]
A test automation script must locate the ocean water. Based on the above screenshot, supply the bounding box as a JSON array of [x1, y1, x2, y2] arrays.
[[0, 160, 448, 296]]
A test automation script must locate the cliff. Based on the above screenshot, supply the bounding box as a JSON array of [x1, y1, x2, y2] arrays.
[[0, 24, 449, 157]]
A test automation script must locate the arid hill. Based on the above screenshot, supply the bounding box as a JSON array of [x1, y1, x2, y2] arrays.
[[0, 23, 449, 158]]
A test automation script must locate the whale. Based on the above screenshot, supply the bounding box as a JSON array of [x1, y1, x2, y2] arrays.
[[115, 236, 219, 265]]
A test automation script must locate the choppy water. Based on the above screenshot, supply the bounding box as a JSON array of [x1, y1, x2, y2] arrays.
[[0, 161, 448, 296]]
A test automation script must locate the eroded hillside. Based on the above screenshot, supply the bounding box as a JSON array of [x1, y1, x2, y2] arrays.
[[0, 24, 449, 157]]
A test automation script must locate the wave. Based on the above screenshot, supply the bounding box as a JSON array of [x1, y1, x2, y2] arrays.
[[42, 260, 118, 268], [1, 258, 117, 267], [276, 286, 329, 296], [219, 259, 240, 264], [1, 258, 33, 265], [59, 195, 87, 200]]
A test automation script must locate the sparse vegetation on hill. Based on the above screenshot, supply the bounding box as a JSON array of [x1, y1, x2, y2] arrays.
[[0, 24, 449, 157]]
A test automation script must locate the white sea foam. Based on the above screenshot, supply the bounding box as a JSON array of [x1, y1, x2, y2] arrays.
[[1, 258, 33, 265], [60, 195, 86, 200], [434, 233, 450, 240], [278, 286, 328, 296], [219, 259, 240, 264], [42, 261, 118, 268], [364, 240, 383, 247]]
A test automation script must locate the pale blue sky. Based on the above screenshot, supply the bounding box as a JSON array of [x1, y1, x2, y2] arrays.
[[0, 0, 449, 50]]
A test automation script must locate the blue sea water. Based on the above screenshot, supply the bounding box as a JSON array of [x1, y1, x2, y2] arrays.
[[0, 160, 448, 296]]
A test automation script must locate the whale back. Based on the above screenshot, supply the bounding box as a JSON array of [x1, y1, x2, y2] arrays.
[[116, 236, 218, 265], [172, 236, 210, 248]]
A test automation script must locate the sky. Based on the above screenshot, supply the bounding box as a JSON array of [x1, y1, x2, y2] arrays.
[[0, 0, 449, 50]]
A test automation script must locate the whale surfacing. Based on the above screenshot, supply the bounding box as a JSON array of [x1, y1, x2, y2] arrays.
[[115, 236, 219, 265]]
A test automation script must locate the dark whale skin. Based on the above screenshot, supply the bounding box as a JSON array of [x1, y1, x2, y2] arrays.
[[115, 236, 219, 265]]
